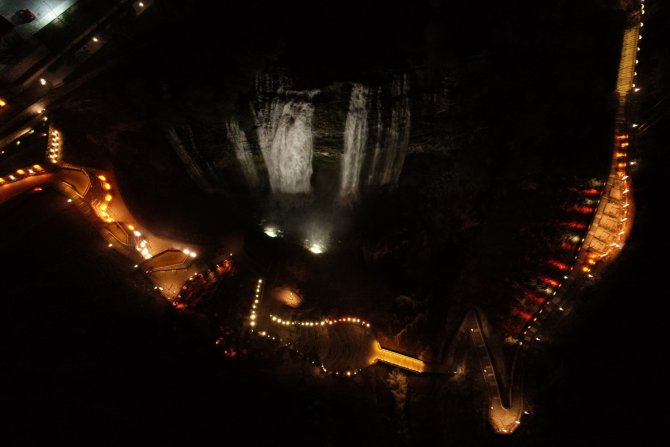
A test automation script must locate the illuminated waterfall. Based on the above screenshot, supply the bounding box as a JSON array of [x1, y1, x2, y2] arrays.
[[225, 119, 259, 188], [367, 76, 411, 187], [340, 84, 369, 197], [253, 74, 315, 194]]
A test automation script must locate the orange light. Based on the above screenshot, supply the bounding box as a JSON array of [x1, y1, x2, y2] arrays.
[[587, 259, 596, 265], [618, 163, 627, 168], [127, 224, 135, 231], [620, 142, 629, 148], [97, 175, 107, 181], [582, 266, 591, 273], [33, 187, 43, 192], [33, 164, 44, 171], [99, 203, 108, 211], [0, 99, 6, 107], [105, 194, 112, 202], [16, 169, 25, 175], [102, 182, 111, 190]]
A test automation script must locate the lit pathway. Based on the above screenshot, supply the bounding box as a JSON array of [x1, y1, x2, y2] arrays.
[[444, 5, 643, 435], [0, 121, 203, 301], [444, 310, 523, 434], [374, 345, 426, 373], [247, 280, 426, 375]]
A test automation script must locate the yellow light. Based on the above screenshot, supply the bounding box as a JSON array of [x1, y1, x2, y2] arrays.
[[103, 183, 111, 190], [308, 243, 324, 254], [99, 203, 108, 211], [105, 194, 112, 202], [0, 98, 6, 107], [264, 226, 279, 238], [16, 169, 25, 175], [127, 224, 135, 230], [33, 164, 43, 171], [97, 175, 106, 181]]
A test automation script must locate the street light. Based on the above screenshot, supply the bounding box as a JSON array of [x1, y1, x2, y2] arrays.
[[39, 78, 47, 86]]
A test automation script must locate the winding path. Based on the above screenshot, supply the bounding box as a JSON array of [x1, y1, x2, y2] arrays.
[[443, 4, 642, 435]]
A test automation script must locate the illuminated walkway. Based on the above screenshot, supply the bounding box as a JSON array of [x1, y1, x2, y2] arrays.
[[445, 310, 523, 434], [0, 124, 203, 301], [248, 281, 426, 375], [445, 5, 643, 435], [374, 345, 426, 373]]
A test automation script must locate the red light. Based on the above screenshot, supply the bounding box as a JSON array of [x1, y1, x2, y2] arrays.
[[567, 205, 595, 214], [560, 222, 587, 229], [539, 276, 560, 288], [547, 260, 568, 271]]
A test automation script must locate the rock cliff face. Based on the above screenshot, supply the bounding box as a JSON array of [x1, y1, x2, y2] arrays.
[[179, 69, 448, 200]]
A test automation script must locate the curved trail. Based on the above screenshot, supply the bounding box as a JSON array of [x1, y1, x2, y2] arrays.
[[442, 6, 642, 435]]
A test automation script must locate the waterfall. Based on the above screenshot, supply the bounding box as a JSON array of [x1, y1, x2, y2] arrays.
[[367, 87, 383, 186], [390, 75, 411, 185], [366, 76, 411, 187], [226, 119, 259, 188], [339, 84, 369, 197], [268, 100, 314, 194], [253, 74, 315, 194]]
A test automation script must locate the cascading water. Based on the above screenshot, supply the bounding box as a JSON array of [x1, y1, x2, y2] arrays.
[[366, 76, 411, 187], [225, 119, 259, 188], [366, 87, 383, 187], [339, 84, 369, 197], [253, 74, 315, 194]]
